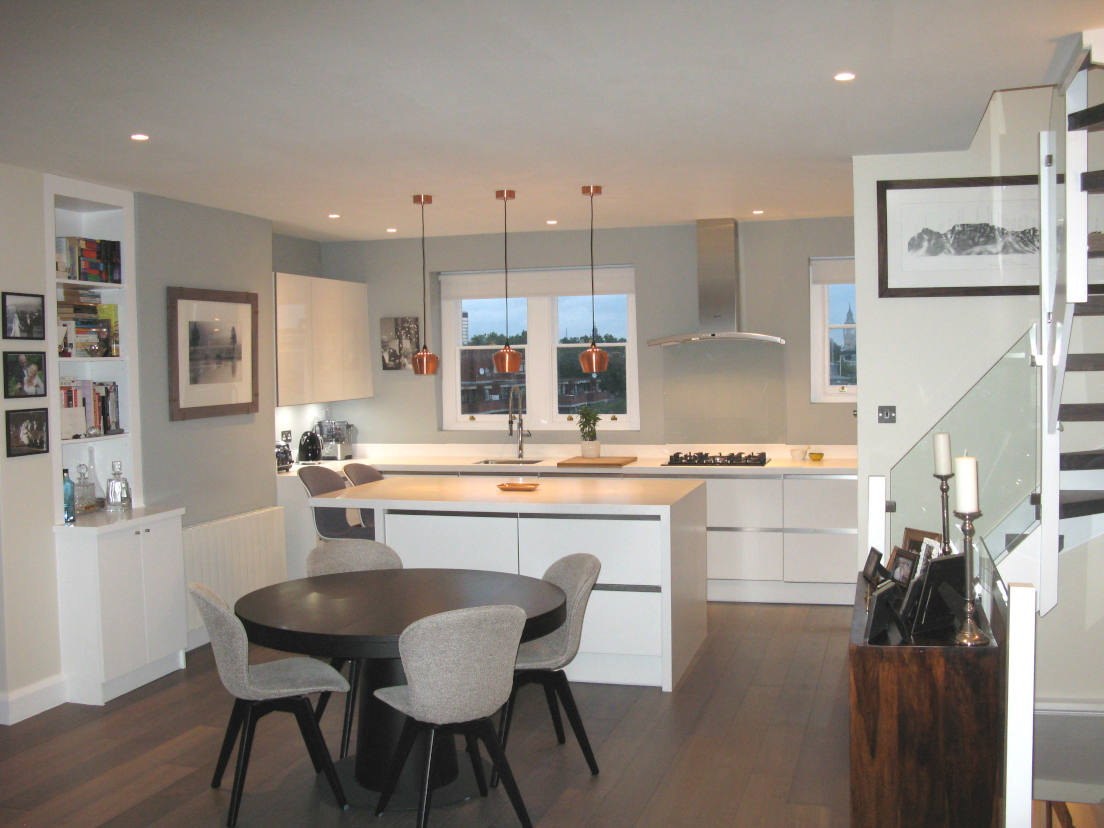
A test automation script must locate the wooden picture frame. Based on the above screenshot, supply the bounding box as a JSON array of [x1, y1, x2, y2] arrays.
[[5, 407, 48, 457], [902, 527, 941, 555], [877, 176, 1041, 297], [3, 351, 46, 398], [2, 292, 45, 340], [886, 546, 920, 588], [167, 287, 259, 421]]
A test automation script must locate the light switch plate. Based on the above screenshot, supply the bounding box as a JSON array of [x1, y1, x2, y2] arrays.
[[877, 405, 896, 424]]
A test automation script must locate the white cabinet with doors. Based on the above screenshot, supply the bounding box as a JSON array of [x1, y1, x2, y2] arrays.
[[275, 272, 372, 405], [54, 507, 186, 705]]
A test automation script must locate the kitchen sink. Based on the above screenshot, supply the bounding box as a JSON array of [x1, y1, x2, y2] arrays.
[[474, 458, 544, 464]]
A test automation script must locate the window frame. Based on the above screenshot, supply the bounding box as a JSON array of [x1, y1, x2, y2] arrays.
[[440, 265, 639, 431], [809, 256, 857, 404]]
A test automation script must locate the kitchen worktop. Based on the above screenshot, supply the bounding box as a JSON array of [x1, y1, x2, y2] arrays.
[[279, 444, 857, 478]]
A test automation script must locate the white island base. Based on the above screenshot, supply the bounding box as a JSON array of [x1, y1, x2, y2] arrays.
[[313, 475, 707, 692]]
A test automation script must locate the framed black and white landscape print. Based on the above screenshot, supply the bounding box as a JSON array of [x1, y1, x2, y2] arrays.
[[167, 287, 259, 421], [877, 176, 1040, 297]]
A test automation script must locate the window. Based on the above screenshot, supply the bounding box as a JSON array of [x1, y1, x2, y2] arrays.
[[440, 266, 638, 430], [810, 257, 856, 403]]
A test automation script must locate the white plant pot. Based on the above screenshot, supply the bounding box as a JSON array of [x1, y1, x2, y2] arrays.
[[580, 440, 600, 458]]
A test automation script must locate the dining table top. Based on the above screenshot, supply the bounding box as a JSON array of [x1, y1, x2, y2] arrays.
[[235, 567, 567, 660]]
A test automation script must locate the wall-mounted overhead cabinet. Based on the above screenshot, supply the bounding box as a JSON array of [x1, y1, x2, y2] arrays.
[[275, 272, 372, 405]]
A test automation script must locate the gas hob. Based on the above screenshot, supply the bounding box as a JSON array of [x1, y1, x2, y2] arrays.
[[663, 451, 769, 467]]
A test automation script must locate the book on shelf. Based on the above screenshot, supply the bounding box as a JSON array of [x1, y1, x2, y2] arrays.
[[55, 237, 121, 284], [58, 378, 122, 438], [56, 287, 118, 356]]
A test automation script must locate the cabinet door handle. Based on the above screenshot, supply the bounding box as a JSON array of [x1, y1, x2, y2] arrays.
[[144, 528, 150, 533]]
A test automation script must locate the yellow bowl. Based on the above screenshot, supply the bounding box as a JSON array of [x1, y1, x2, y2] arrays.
[[808, 452, 824, 462]]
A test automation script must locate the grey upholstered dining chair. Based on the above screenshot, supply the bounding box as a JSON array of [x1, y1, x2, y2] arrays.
[[297, 465, 374, 541], [342, 462, 384, 533], [187, 582, 348, 828], [307, 538, 404, 759], [492, 553, 601, 787], [374, 605, 533, 828]]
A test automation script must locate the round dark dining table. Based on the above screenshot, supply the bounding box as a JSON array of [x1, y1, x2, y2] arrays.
[[235, 568, 566, 797]]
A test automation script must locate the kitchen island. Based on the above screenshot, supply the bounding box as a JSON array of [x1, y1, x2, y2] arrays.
[[312, 475, 706, 691]]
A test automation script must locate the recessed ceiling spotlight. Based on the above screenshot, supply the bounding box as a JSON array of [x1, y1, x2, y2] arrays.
[[386, 227, 397, 233], [833, 71, 856, 82], [130, 133, 149, 142], [328, 213, 341, 219], [546, 219, 558, 225], [752, 209, 765, 215]]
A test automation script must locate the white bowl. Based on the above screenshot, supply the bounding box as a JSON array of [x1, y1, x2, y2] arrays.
[[789, 448, 807, 461]]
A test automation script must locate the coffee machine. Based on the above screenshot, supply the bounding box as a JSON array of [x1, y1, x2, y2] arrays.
[[317, 419, 353, 460]]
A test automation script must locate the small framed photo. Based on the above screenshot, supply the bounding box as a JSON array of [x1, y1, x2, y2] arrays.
[[380, 316, 420, 370], [902, 527, 941, 555], [3, 351, 46, 398], [2, 292, 45, 340], [862, 547, 884, 585], [5, 407, 48, 457], [887, 546, 920, 588]]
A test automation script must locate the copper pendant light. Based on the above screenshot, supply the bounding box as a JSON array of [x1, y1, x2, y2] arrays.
[[579, 184, 609, 373], [411, 194, 439, 375], [492, 189, 522, 373]]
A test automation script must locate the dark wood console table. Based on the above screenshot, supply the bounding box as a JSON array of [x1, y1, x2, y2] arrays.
[[849, 578, 1007, 827]]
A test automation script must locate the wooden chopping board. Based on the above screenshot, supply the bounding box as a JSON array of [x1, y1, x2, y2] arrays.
[[557, 456, 638, 467]]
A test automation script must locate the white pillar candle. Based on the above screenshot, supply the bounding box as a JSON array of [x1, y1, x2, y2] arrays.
[[954, 456, 978, 513], [933, 432, 952, 476]]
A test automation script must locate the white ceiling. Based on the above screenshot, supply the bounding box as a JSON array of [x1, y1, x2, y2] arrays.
[[1, 1, 1101, 242]]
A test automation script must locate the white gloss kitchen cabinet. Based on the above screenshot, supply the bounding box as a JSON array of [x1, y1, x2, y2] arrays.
[[275, 272, 373, 406], [705, 473, 858, 604], [54, 507, 186, 705]]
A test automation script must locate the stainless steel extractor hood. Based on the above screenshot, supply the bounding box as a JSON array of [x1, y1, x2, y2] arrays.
[[647, 218, 785, 346]]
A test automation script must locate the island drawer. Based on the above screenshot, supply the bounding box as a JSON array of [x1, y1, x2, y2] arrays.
[[706, 530, 783, 581], [706, 478, 783, 528], [782, 532, 857, 583], [783, 477, 857, 530], [579, 591, 662, 656], [385, 513, 519, 573], [518, 516, 662, 586]]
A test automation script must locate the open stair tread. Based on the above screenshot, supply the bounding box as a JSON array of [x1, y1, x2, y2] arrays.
[[1065, 353, 1104, 371], [1074, 296, 1104, 316], [1032, 490, 1104, 519], [1060, 448, 1104, 470], [1069, 101, 1104, 132], [1058, 403, 1104, 422], [1084, 170, 1104, 193]]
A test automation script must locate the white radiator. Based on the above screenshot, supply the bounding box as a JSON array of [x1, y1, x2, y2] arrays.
[[183, 506, 287, 649]]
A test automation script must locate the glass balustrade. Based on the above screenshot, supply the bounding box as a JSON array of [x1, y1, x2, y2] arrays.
[[888, 326, 1038, 565]]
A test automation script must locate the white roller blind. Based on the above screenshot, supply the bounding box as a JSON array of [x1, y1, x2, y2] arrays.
[[440, 265, 634, 300], [809, 256, 855, 285]]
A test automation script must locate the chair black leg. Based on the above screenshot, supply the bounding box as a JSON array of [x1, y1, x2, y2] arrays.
[[552, 670, 599, 775], [227, 703, 258, 828], [417, 726, 437, 828], [212, 698, 247, 789], [490, 681, 519, 788], [291, 698, 347, 809], [476, 718, 532, 828], [376, 716, 420, 816], [464, 731, 488, 796], [541, 677, 565, 744], [314, 657, 348, 724], [339, 659, 361, 759]]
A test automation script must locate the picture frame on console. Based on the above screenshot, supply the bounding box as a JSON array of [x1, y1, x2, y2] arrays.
[[167, 287, 259, 421], [886, 547, 920, 588], [902, 527, 941, 555], [877, 175, 1040, 297]]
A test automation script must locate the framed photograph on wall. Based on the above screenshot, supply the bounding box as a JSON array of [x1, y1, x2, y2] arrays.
[[877, 176, 1040, 297], [167, 287, 259, 421], [2, 292, 45, 340], [3, 351, 46, 398], [380, 316, 419, 370], [5, 407, 48, 457]]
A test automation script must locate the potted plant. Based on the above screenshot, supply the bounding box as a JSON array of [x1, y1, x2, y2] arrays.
[[577, 405, 601, 458]]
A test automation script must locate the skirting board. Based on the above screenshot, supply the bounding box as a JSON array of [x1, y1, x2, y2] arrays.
[[707, 578, 853, 605], [0, 672, 67, 725], [565, 652, 663, 689]]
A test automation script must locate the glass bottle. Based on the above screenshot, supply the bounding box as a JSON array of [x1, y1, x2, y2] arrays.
[[85, 447, 103, 501], [105, 460, 132, 512], [75, 464, 96, 512], [62, 469, 76, 525]]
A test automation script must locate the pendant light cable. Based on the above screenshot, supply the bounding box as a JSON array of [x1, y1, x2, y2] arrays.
[[420, 199, 428, 350], [411, 193, 438, 375]]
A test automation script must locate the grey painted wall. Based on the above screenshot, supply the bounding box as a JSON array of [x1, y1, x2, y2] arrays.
[[273, 234, 322, 276], [135, 195, 276, 526], [317, 218, 856, 446]]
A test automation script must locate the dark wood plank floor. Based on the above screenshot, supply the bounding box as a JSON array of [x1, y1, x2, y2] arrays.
[[0, 602, 851, 827]]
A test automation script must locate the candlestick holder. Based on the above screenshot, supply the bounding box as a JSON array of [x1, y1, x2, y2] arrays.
[[934, 472, 954, 557], [953, 510, 989, 647]]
